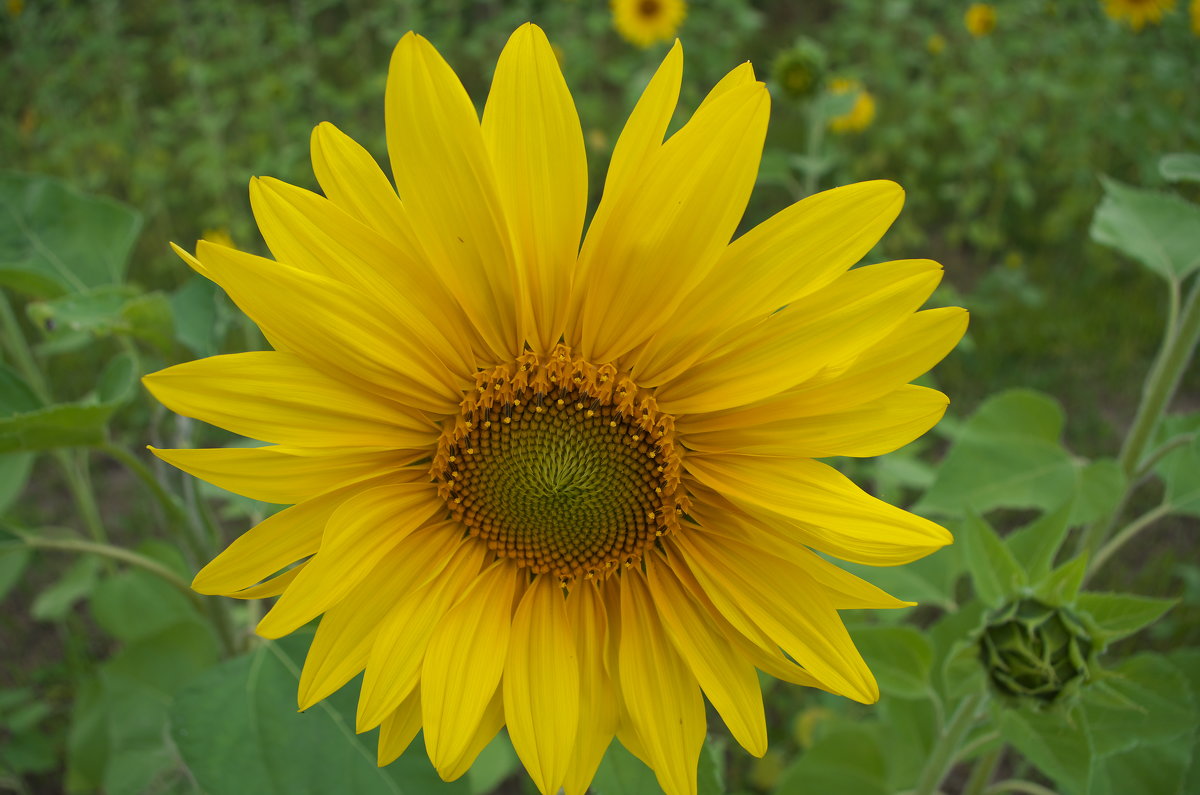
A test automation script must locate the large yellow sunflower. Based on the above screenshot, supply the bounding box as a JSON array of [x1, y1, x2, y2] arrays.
[[1101, 0, 1177, 30], [144, 23, 967, 795]]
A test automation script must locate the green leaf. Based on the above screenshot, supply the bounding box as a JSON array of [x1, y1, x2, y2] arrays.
[[170, 638, 467, 795], [0, 172, 142, 298], [1160, 152, 1200, 183], [840, 544, 961, 611], [1076, 592, 1175, 642], [0, 402, 120, 452], [1034, 555, 1089, 605], [917, 390, 1077, 518], [1154, 415, 1200, 516], [876, 696, 937, 791], [90, 569, 203, 643], [170, 275, 231, 358], [465, 734, 517, 795], [1089, 176, 1200, 280], [850, 625, 933, 699], [999, 707, 1094, 794], [0, 452, 34, 516], [1006, 501, 1074, 583], [0, 363, 39, 413], [961, 512, 1026, 606], [0, 546, 31, 604], [593, 741, 660, 795], [1069, 458, 1125, 527], [31, 554, 101, 621], [1083, 654, 1195, 758], [775, 725, 887, 795]]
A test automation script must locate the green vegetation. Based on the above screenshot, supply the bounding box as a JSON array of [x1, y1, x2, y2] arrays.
[[1, 1, 1197, 794]]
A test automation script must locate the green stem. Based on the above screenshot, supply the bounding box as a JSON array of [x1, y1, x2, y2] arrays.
[[0, 289, 51, 401], [801, 101, 827, 198], [962, 746, 1003, 795], [56, 450, 109, 544], [12, 536, 199, 609], [1087, 503, 1172, 580], [986, 780, 1059, 795], [1133, 432, 1195, 482], [98, 442, 189, 526], [1118, 276, 1200, 479], [913, 693, 985, 795]]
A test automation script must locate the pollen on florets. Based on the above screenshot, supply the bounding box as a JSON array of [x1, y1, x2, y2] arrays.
[[431, 344, 688, 581]]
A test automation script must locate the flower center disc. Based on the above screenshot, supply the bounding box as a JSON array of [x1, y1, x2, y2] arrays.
[[432, 345, 686, 580]]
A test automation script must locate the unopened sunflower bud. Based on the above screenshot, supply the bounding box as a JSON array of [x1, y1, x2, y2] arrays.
[[771, 38, 827, 100], [979, 598, 1094, 705]]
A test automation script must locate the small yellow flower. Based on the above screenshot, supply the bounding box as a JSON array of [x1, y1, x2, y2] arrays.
[[828, 78, 876, 134], [201, 228, 236, 249], [1101, 0, 1177, 30], [612, 0, 687, 47], [964, 3, 998, 36], [926, 32, 947, 55], [7, 0, 23, 17], [1190, 0, 1199, 33]]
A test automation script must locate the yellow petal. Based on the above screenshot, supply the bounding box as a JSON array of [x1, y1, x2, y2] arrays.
[[633, 181, 905, 385], [422, 561, 519, 776], [256, 483, 443, 638], [684, 454, 952, 565], [150, 445, 423, 504], [682, 385, 949, 458], [143, 351, 436, 449], [192, 241, 461, 414], [671, 530, 878, 703], [192, 477, 385, 595], [377, 684, 422, 766], [309, 121, 408, 241], [575, 82, 771, 363], [226, 562, 306, 600], [686, 502, 912, 610], [646, 556, 767, 757], [696, 61, 756, 111], [681, 306, 969, 433], [356, 540, 488, 731], [618, 568, 706, 795], [298, 522, 463, 710], [438, 685, 506, 782], [599, 39, 682, 212], [562, 581, 618, 795], [386, 32, 518, 362], [482, 23, 587, 354], [663, 549, 826, 689], [656, 259, 942, 414], [504, 574, 579, 795], [249, 176, 475, 379]]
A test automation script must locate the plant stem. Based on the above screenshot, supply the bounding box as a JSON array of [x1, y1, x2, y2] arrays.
[[0, 289, 51, 400], [801, 100, 827, 198], [98, 442, 189, 526], [1087, 503, 1172, 580], [914, 693, 985, 795], [57, 450, 109, 544], [1118, 275, 1200, 479], [962, 746, 1002, 795]]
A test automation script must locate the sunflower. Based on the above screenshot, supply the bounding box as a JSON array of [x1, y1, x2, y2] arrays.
[[145, 24, 966, 795], [612, 0, 687, 47], [964, 3, 998, 37], [827, 77, 877, 134], [1101, 0, 1177, 30]]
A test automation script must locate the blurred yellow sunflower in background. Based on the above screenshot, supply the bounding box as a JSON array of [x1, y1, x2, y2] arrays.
[[964, 3, 998, 36], [1190, 0, 1200, 32], [612, 0, 686, 47], [828, 77, 877, 134], [1101, 0, 1177, 30], [144, 23, 966, 795]]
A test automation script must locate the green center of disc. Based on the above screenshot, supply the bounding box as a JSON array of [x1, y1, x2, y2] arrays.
[[442, 394, 666, 577]]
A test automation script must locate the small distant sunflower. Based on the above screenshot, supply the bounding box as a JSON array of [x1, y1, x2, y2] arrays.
[[612, 0, 687, 47], [1190, 0, 1199, 33], [1101, 0, 1177, 30], [926, 32, 948, 55], [828, 77, 877, 134], [964, 3, 998, 36], [145, 23, 966, 795]]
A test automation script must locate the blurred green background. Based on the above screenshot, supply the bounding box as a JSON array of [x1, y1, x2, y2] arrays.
[[1, 0, 1198, 793]]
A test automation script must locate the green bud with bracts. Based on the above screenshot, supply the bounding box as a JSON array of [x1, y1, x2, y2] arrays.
[[771, 37, 827, 101], [979, 598, 1095, 706]]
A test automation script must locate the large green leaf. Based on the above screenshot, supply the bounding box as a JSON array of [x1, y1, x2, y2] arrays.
[[961, 512, 1027, 606], [999, 707, 1094, 794], [1075, 592, 1176, 643], [1083, 654, 1195, 758], [850, 625, 933, 700], [1089, 176, 1200, 280], [170, 638, 468, 795], [1154, 414, 1200, 517], [775, 724, 887, 795], [1160, 152, 1200, 184], [917, 390, 1077, 518], [0, 172, 142, 298]]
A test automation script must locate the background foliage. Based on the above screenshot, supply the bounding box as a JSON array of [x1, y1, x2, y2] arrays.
[[1, 1, 1198, 793]]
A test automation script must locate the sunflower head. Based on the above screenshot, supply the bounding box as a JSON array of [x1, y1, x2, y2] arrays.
[[1101, 0, 1177, 30], [145, 22, 966, 795], [771, 37, 827, 101], [964, 3, 998, 36], [979, 599, 1095, 706], [612, 0, 687, 47], [827, 77, 877, 134], [926, 32, 948, 56]]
